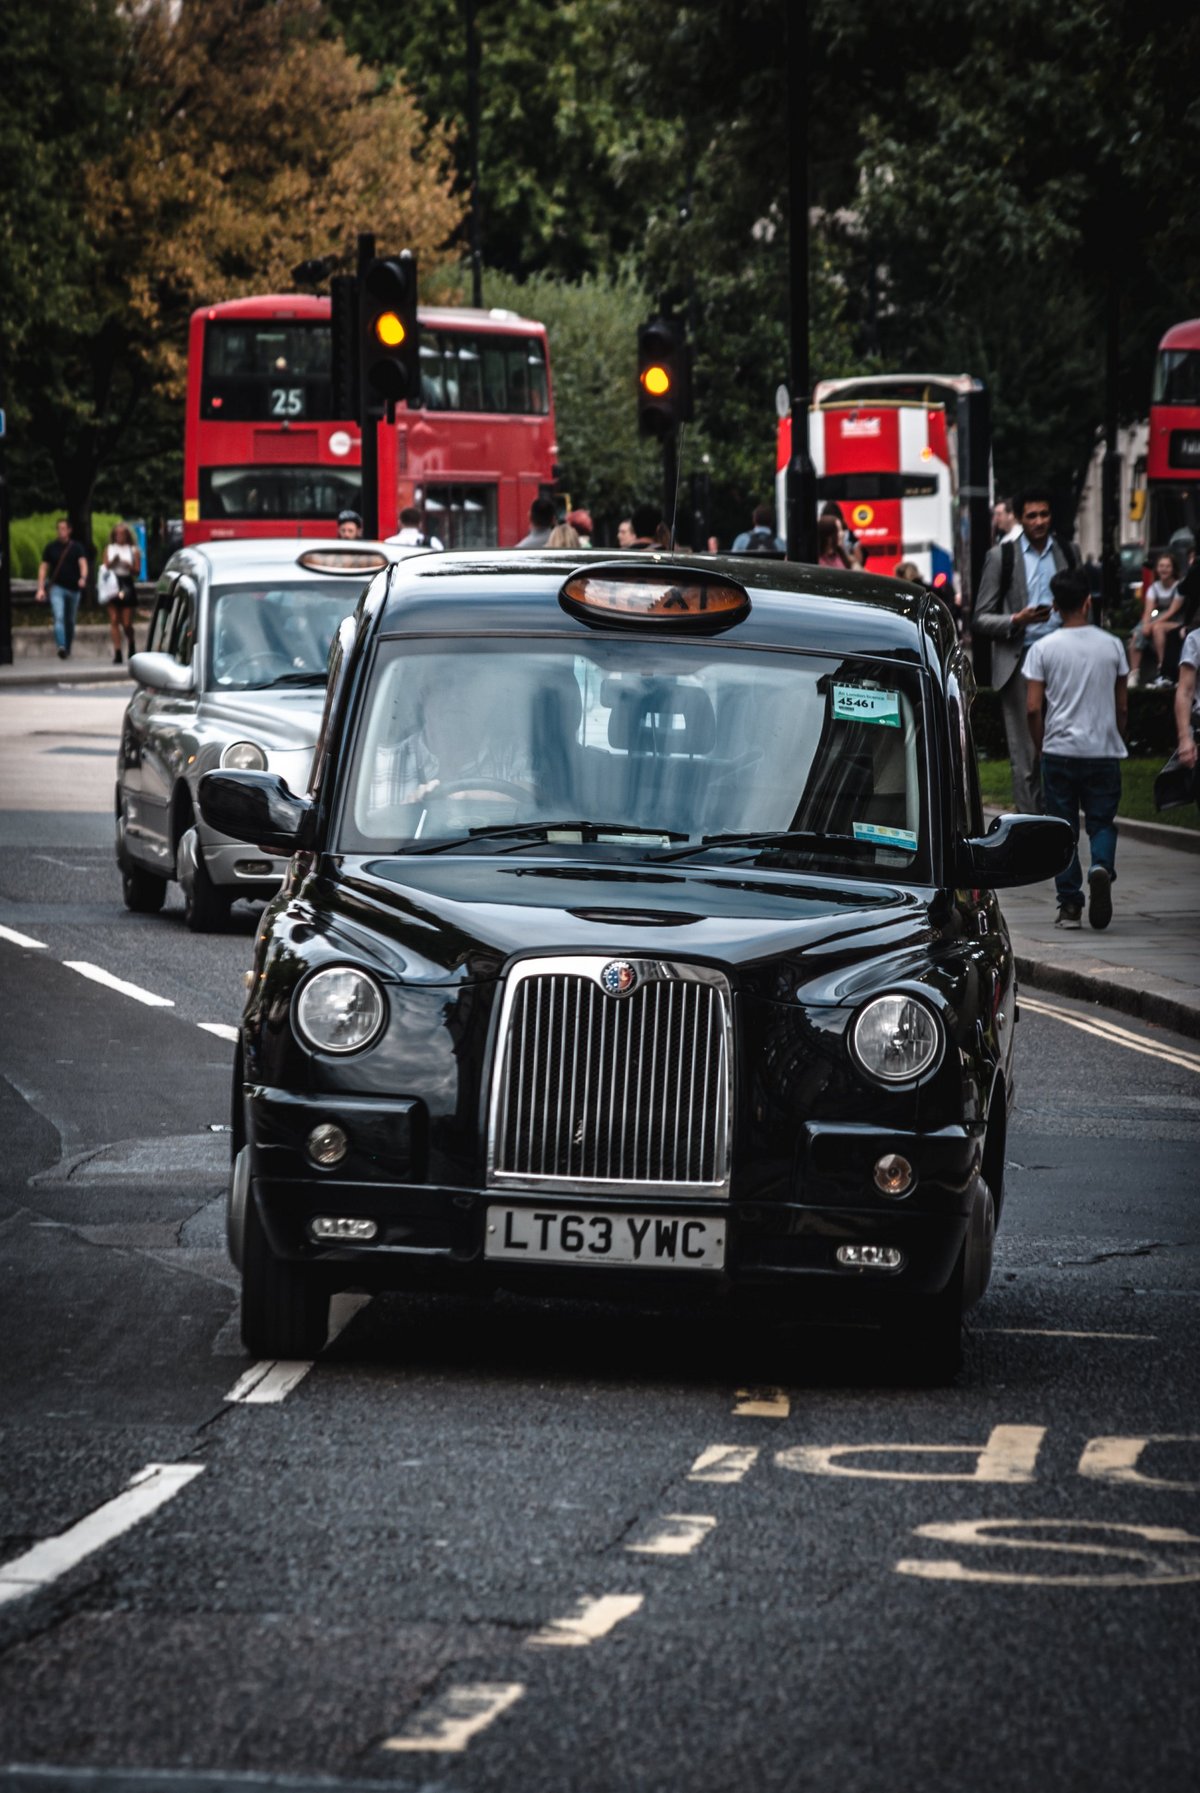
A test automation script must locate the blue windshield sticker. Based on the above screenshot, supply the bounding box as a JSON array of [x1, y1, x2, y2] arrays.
[[832, 684, 901, 727], [853, 822, 918, 850]]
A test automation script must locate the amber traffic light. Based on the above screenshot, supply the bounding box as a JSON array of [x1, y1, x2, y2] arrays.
[[359, 252, 420, 415], [637, 319, 690, 438]]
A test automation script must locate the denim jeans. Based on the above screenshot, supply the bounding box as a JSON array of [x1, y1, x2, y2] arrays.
[[1040, 754, 1121, 908], [49, 583, 81, 654]]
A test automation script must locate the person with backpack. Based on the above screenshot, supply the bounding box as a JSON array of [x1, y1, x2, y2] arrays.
[[971, 485, 1076, 813], [388, 505, 444, 552], [731, 504, 785, 556], [36, 518, 90, 660]]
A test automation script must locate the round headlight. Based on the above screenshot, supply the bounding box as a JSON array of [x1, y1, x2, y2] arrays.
[[850, 994, 942, 1084], [221, 740, 268, 772], [294, 967, 386, 1055]]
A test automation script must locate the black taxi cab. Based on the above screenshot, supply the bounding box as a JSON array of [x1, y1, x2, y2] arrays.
[[200, 552, 1070, 1379]]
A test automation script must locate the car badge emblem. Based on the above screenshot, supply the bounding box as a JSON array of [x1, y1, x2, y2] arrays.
[[600, 960, 638, 997]]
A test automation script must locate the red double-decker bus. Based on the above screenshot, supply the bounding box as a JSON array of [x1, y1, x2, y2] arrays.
[[183, 294, 557, 547], [1146, 317, 1200, 549]]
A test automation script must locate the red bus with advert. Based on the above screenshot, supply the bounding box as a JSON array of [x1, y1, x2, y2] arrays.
[[1146, 317, 1200, 550], [183, 294, 557, 547], [776, 373, 991, 600]]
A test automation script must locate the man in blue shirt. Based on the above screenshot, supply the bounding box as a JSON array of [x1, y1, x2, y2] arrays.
[[731, 505, 786, 555], [971, 486, 1075, 813]]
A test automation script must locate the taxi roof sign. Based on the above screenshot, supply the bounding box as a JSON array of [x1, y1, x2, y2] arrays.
[[560, 562, 750, 629], [297, 548, 391, 576]]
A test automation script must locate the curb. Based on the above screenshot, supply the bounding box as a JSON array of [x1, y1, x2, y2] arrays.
[[1015, 952, 1200, 1043], [984, 803, 1199, 857], [0, 663, 134, 688]]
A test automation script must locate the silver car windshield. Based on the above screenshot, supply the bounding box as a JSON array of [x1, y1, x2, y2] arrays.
[[209, 581, 364, 690], [338, 638, 929, 876]]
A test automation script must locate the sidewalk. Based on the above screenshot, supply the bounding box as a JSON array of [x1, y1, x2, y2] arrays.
[[997, 826, 1200, 1040]]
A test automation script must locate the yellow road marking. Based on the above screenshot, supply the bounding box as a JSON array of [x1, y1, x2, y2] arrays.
[[382, 1683, 525, 1753], [1020, 994, 1200, 1075], [776, 1425, 1045, 1484], [689, 1444, 759, 1483], [1078, 1434, 1200, 1493], [526, 1593, 644, 1648], [733, 1387, 790, 1417], [626, 1514, 717, 1556]]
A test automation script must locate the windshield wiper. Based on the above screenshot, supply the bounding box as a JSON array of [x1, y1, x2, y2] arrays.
[[243, 671, 328, 689], [653, 828, 883, 864], [404, 819, 690, 856]]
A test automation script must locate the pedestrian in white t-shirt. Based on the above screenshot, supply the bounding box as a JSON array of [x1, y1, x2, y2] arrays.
[[1175, 629, 1200, 776], [1024, 568, 1128, 932]]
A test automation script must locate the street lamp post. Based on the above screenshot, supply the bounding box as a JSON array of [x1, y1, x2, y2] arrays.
[[786, 0, 817, 563]]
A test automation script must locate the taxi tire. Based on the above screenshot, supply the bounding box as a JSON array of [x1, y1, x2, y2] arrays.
[[121, 863, 167, 914], [240, 1187, 330, 1360], [179, 827, 232, 934]]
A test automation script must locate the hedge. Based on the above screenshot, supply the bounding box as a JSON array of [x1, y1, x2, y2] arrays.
[[972, 683, 1178, 760], [10, 513, 122, 581]]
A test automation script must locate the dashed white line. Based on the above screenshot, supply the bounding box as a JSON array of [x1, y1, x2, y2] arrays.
[[225, 1294, 370, 1404], [977, 1327, 1156, 1342], [689, 1444, 760, 1483], [0, 1462, 204, 1608], [526, 1592, 644, 1648], [626, 1514, 717, 1556], [734, 1387, 790, 1418], [0, 924, 48, 950], [197, 1022, 239, 1043], [63, 960, 174, 1008], [382, 1683, 526, 1753]]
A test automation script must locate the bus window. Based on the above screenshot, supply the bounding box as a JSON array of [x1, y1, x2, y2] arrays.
[[202, 321, 334, 422], [199, 466, 363, 519], [1153, 350, 1200, 407], [418, 483, 499, 549], [420, 332, 549, 415]]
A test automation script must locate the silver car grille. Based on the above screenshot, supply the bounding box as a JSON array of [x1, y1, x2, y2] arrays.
[[487, 957, 732, 1197]]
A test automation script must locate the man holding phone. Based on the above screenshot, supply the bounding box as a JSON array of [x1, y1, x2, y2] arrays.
[[972, 486, 1076, 813]]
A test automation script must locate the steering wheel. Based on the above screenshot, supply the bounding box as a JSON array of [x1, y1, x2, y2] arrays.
[[427, 777, 530, 802], [219, 651, 290, 684]]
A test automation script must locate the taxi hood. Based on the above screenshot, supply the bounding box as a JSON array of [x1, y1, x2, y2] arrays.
[[318, 855, 941, 1004], [201, 687, 327, 755]]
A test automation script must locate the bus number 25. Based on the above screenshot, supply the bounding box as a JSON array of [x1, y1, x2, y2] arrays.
[[269, 387, 304, 418]]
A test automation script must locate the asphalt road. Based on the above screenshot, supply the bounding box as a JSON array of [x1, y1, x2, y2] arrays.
[[1, 687, 1198, 1793]]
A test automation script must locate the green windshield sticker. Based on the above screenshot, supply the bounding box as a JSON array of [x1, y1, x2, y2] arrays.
[[853, 822, 918, 850], [832, 684, 901, 727]]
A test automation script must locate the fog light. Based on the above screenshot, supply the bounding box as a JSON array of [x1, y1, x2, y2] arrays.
[[236, 859, 274, 877], [310, 1215, 377, 1241], [837, 1244, 905, 1271], [307, 1122, 348, 1167], [873, 1153, 914, 1196]]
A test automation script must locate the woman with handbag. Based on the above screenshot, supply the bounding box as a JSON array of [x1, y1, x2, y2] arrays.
[[101, 522, 140, 665]]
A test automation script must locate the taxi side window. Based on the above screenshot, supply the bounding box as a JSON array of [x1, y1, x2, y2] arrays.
[[167, 578, 198, 668], [946, 664, 984, 838], [147, 578, 177, 653]]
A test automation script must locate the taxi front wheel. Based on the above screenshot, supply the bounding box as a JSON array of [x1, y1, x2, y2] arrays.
[[240, 1189, 330, 1360], [177, 825, 231, 933]]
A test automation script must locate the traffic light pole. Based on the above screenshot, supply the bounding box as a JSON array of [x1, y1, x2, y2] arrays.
[[785, 0, 818, 564], [663, 434, 680, 545], [357, 232, 380, 539]]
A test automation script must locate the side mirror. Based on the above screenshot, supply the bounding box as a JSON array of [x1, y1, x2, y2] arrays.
[[956, 812, 1074, 889], [128, 651, 195, 695], [199, 770, 315, 854]]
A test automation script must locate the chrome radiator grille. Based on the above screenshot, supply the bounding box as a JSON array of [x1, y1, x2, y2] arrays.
[[488, 957, 732, 1195]]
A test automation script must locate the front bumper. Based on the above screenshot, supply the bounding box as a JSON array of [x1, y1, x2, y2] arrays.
[[198, 829, 290, 892], [245, 1088, 980, 1304]]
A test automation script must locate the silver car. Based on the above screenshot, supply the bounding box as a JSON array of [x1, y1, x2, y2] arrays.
[[116, 539, 413, 930]]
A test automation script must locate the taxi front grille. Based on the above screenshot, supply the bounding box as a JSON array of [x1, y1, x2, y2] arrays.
[[488, 959, 732, 1195]]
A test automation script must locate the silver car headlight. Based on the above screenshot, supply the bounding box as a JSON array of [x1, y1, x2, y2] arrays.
[[294, 967, 386, 1055], [221, 740, 268, 772], [850, 993, 943, 1085]]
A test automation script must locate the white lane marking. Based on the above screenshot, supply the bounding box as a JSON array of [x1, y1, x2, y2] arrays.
[[63, 960, 174, 1008], [382, 1683, 525, 1753], [626, 1514, 717, 1556], [526, 1593, 644, 1648], [734, 1387, 790, 1418], [976, 1327, 1156, 1342], [776, 1425, 1046, 1485], [0, 924, 48, 950], [0, 1462, 204, 1607], [1020, 995, 1200, 1076], [689, 1444, 760, 1483], [197, 1022, 239, 1043], [1078, 1434, 1200, 1493], [225, 1294, 370, 1403]]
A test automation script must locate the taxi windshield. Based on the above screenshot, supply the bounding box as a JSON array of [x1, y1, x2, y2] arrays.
[[339, 638, 929, 875], [209, 580, 365, 690]]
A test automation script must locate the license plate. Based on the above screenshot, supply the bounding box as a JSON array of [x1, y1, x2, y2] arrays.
[[485, 1205, 725, 1270]]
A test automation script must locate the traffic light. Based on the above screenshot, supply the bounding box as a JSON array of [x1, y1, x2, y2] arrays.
[[637, 319, 691, 438], [330, 274, 360, 422], [359, 251, 420, 416]]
